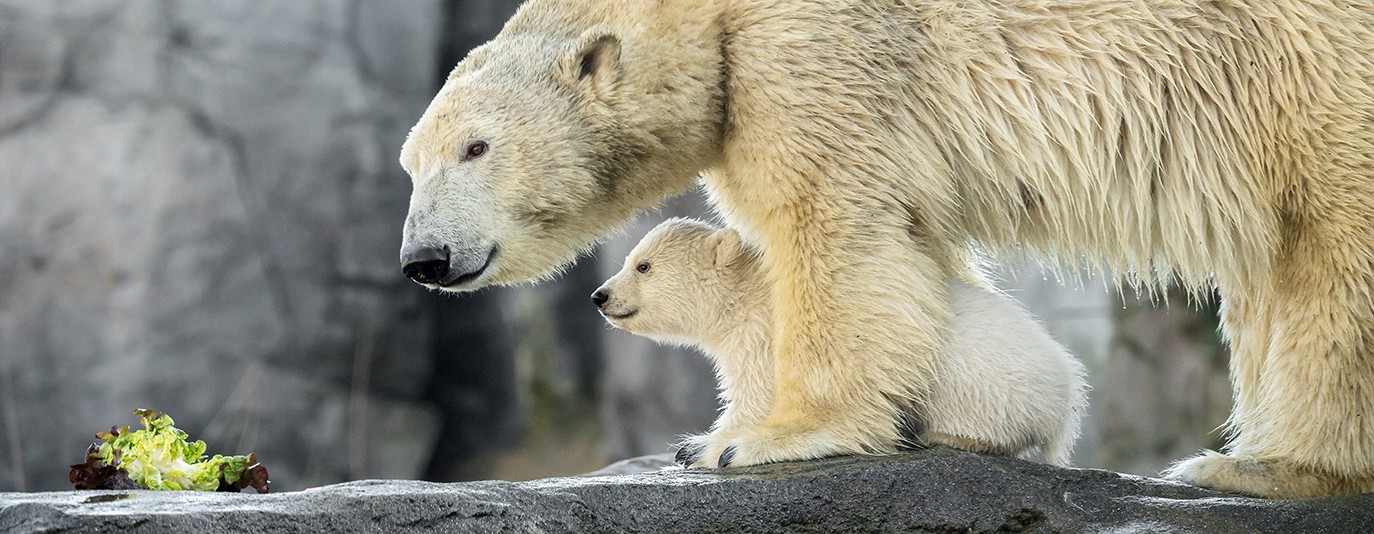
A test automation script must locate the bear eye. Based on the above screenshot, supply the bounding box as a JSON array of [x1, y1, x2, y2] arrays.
[[463, 141, 488, 161], [636, 262, 651, 274]]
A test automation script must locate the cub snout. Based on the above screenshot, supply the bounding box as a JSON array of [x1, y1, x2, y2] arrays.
[[592, 286, 638, 321]]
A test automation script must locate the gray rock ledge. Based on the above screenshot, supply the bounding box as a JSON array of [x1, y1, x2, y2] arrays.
[[2, 448, 1370, 533]]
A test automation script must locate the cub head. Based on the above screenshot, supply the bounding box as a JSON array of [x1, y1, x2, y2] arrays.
[[398, 18, 724, 291], [593, 218, 746, 343]]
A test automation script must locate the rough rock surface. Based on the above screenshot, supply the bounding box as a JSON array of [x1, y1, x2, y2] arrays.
[[3, 449, 1371, 533]]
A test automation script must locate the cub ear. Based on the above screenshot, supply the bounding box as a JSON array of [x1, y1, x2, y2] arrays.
[[710, 228, 744, 268], [558, 27, 621, 98]]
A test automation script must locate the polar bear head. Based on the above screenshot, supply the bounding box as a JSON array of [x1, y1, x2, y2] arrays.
[[398, 19, 726, 291], [593, 218, 751, 344]]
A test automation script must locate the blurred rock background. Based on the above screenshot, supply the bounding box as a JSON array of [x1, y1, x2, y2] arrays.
[[0, 0, 1230, 492]]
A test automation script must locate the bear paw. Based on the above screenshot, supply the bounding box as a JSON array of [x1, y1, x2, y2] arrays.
[[708, 425, 871, 468], [674, 432, 737, 469], [674, 434, 710, 467], [1163, 450, 1373, 498]]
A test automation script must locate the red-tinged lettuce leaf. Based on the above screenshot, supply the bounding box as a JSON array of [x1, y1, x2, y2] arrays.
[[70, 443, 140, 490], [72, 410, 270, 493], [217, 455, 270, 494]]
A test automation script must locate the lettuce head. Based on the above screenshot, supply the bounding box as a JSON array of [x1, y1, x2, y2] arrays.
[[69, 409, 269, 493]]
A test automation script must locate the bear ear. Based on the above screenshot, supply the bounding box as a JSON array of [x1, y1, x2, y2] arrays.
[[448, 42, 497, 82], [710, 228, 744, 268], [558, 27, 621, 98]]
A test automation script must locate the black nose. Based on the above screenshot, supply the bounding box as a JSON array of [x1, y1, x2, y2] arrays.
[[591, 290, 610, 308], [401, 245, 450, 284]]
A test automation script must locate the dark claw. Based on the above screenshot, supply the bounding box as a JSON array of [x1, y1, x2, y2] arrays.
[[675, 442, 705, 467], [718, 446, 736, 468]]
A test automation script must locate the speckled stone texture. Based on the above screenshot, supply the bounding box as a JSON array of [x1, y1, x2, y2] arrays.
[[4, 449, 1371, 533]]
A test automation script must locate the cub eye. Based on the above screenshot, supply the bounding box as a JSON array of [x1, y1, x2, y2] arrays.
[[463, 141, 488, 161], [636, 262, 651, 274]]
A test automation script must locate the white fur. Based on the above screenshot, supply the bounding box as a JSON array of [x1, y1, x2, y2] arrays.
[[934, 283, 1087, 466], [598, 219, 1087, 466], [404, 0, 1374, 497]]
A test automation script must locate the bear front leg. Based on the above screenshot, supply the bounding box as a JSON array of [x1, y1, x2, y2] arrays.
[[679, 379, 775, 468], [1165, 210, 1374, 498], [674, 433, 712, 467], [675, 406, 756, 468], [710, 208, 954, 468], [677, 428, 747, 469]]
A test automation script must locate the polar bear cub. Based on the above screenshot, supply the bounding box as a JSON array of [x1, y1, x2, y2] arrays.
[[594, 218, 1088, 467]]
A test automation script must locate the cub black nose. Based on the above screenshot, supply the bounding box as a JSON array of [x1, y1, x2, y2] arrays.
[[401, 245, 450, 285], [591, 290, 610, 308]]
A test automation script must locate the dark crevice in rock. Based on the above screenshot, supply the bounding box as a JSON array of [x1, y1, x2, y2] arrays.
[[421, 289, 521, 482], [417, 0, 526, 483]]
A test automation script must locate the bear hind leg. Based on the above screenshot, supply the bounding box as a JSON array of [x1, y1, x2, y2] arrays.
[[1166, 208, 1374, 498]]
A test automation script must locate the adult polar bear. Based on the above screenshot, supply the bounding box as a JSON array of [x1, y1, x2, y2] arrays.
[[398, 0, 1374, 497]]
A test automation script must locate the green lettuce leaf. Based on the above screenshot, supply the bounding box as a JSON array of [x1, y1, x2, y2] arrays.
[[69, 409, 269, 493]]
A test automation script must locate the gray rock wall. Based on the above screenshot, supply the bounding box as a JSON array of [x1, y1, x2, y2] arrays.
[[0, 0, 445, 491]]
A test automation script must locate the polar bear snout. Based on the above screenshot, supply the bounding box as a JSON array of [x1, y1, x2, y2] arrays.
[[399, 242, 497, 289], [592, 286, 639, 322], [400, 244, 450, 284]]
